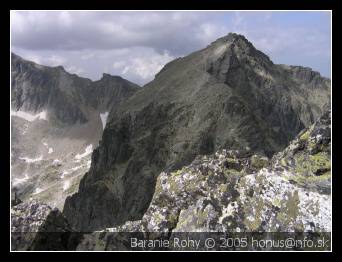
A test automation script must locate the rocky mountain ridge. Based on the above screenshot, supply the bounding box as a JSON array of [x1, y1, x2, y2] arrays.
[[12, 53, 139, 124], [63, 33, 331, 231], [11, 53, 139, 209]]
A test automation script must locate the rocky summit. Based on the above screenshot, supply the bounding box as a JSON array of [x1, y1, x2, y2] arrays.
[[63, 33, 330, 231], [11, 53, 139, 209]]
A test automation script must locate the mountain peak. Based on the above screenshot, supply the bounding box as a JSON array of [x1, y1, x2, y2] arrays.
[[207, 32, 272, 64], [224, 32, 248, 41], [102, 73, 112, 78], [100, 73, 123, 81], [56, 65, 66, 71], [212, 32, 251, 46]]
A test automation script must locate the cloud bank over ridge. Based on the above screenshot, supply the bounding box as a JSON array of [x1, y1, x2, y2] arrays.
[[11, 11, 331, 85]]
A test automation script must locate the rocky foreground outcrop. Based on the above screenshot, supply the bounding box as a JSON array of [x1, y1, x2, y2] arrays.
[[76, 110, 331, 250], [11, 200, 80, 251]]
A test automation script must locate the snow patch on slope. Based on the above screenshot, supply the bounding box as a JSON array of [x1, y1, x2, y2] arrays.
[[61, 171, 69, 179], [52, 159, 62, 166], [100, 112, 109, 129], [11, 110, 47, 122], [33, 187, 43, 195], [19, 155, 43, 163], [63, 180, 70, 191], [12, 174, 29, 186], [70, 165, 83, 172], [75, 145, 93, 160]]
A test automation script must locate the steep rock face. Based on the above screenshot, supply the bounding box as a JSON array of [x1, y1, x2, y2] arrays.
[[63, 33, 330, 231], [11, 53, 139, 209], [76, 110, 331, 250]]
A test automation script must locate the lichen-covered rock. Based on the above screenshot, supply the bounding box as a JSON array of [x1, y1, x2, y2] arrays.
[[11, 200, 78, 251], [77, 110, 331, 250], [271, 109, 331, 194], [139, 152, 330, 233], [75, 221, 148, 251]]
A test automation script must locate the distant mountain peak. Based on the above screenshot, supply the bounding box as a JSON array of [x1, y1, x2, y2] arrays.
[[100, 73, 124, 81], [211, 32, 251, 47], [102, 73, 113, 78], [55, 65, 66, 71], [11, 55, 139, 125]]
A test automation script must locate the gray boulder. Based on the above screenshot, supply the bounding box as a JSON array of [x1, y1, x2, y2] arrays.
[[11, 200, 80, 250]]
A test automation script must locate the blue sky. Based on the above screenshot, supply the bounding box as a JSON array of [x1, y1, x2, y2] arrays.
[[11, 11, 331, 85]]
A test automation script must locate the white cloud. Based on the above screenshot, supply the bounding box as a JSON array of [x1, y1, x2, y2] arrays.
[[65, 65, 84, 75], [10, 11, 221, 54], [81, 53, 95, 60], [111, 48, 175, 84], [21, 53, 41, 64], [197, 23, 229, 45], [127, 53, 174, 80], [46, 55, 66, 66]]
